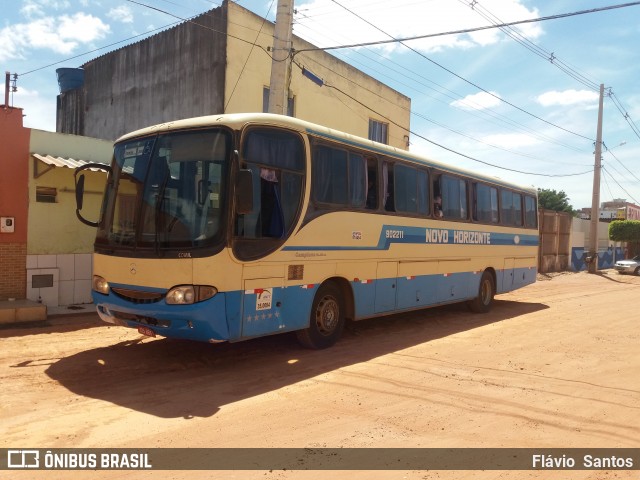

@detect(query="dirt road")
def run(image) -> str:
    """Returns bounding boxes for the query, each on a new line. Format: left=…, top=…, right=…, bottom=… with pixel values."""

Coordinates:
left=1, top=270, right=639, bottom=480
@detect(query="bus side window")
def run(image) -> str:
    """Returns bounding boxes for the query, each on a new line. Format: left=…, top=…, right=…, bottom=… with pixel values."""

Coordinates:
left=383, top=161, right=395, bottom=211
left=524, top=195, right=538, bottom=228
left=237, top=128, right=305, bottom=241
left=474, top=183, right=499, bottom=223
left=441, top=175, right=468, bottom=220
left=418, top=169, right=429, bottom=215
left=433, top=177, right=443, bottom=218
left=366, top=158, right=378, bottom=209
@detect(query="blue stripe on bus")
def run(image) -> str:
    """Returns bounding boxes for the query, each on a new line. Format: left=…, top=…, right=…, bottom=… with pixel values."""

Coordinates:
left=284, top=225, right=539, bottom=252
left=94, top=264, right=537, bottom=342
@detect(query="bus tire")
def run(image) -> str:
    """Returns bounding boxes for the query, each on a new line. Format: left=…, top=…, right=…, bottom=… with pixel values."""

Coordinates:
left=296, top=282, right=345, bottom=349
left=468, top=270, right=494, bottom=313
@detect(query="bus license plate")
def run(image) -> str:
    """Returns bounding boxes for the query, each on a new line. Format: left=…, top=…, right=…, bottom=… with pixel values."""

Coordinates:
left=138, top=326, right=156, bottom=338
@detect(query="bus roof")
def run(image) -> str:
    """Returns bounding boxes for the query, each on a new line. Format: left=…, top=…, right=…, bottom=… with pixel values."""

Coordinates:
left=116, top=112, right=537, bottom=194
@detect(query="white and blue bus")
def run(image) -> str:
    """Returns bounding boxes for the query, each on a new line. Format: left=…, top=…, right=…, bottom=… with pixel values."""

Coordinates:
left=75, top=113, right=538, bottom=349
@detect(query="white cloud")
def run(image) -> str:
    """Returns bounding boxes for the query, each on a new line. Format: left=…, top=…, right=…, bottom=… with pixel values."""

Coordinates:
left=482, top=133, right=539, bottom=149
left=108, top=5, right=134, bottom=24
left=451, top=91, right=502, bottom=111
left=293, top=0, right=542, bottom=53
left=536, top=89, right=599, bottom=107
left=20, top=0, right=71, bottom=19
left=0, top=13, right=110, bottom=62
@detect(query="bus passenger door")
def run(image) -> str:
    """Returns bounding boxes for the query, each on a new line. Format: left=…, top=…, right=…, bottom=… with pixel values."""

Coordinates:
left=375, top=262, right=398, bottom=313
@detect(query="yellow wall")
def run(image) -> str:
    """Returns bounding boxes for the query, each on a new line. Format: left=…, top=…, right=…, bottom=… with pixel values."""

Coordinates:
left=224, top=2, right=411, bottom=150
left=28, top=130, right=112, bottom=255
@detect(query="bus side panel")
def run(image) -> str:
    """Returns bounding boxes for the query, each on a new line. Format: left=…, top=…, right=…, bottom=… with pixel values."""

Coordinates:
left=498, top=257, right=537, bottom=293
left=396, top=261, right=439, bottom=309
left=514, top=257, right=537, bottom=287
left=239, top=282, right=316, bottom=340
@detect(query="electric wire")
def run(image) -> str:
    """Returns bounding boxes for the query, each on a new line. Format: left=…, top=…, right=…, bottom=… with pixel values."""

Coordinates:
left=293, top=20, right=589, bottom=156
left=11, top=1, right=627, bottom=181
left=603, top=165, right=640, bottom=204
left=609, top=91, right=640, bottom=141
left=601, top=167, right=616, bottom=204
left=19, top=0, right=286, bottom=79
left=300, top=62, right=593, bottom=178
left=460, top=0, right=601, bottom=92
left=18, top=19, right=185, bottom=76
left=295, top=2, right=640, bottom=54
left=225, top=0, right=277, bottom=111
left=318, top=0, right=596, bottom=143
left=604, top=146, right=640, bottom=184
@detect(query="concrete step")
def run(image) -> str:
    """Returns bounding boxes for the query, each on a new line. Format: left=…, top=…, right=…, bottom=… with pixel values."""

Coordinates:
left=0, top=299, right=47, bottom=324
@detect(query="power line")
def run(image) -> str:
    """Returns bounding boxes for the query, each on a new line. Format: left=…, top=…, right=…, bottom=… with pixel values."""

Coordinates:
left=293, top=61, right=592, bottom=178
left=225, top=0, right=277, bottom=111
left=19, top=19, right=185, bottom=76
left=295, top=2, right=640, bottom=54
left=603, top=166, right=640, bottom=204
left=19, top=0, right=281, bottom=79
left=609, top=91, right=640, bottom=141
left=293, top=23, right=589, bottom=156
left=311, top=0, right=596, bottom=143
left=461, top=0, right=601, bottom=92
left=604, top=144, right=640, bottom=184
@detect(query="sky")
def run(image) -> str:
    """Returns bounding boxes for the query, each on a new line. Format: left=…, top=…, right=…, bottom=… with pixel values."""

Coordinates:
left=2, top=0, right=640, bottom=210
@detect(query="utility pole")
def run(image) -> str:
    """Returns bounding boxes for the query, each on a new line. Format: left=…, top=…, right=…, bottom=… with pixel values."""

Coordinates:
left=588, top=83, right=605, bottom=274
left=268, top=0, right=294, bottom=115
left=4, top=72, right=10, bottom=108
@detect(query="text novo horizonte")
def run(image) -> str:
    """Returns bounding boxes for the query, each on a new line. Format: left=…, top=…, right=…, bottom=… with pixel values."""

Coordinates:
left=425, top=228, right=491, bottom=245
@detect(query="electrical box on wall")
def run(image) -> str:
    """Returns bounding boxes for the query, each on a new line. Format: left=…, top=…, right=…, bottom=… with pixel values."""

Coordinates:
left=1, top=217, right=15, bottom=233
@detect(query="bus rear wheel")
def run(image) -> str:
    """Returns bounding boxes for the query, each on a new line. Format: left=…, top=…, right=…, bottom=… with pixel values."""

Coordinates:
left=468, top=271, right=495, bottom=313
left=296, top=282, right=345, bottom=349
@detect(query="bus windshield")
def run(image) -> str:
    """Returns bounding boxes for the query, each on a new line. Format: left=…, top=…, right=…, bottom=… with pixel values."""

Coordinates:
left=96, top=129, right=231, bottom=252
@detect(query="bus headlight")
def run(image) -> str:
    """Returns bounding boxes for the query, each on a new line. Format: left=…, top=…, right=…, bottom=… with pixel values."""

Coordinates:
left=166, top=285, right=218, bottom=304
left=92, top=275, right=110, bottom=294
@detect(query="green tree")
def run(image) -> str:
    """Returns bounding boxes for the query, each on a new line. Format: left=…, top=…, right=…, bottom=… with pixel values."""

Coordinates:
left=537, top=188, right=576, bottom=215
left=609, top=220, right=640, bottom=256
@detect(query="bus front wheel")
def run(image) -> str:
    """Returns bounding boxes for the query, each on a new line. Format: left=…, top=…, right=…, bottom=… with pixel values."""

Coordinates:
left=297, top=282, right=345, bottom=349
left=468, top=271, right=495, bottom=313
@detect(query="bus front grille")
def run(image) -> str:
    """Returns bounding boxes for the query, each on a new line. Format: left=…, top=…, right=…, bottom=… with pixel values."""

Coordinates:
left=112, top=287, right=165, bottom=304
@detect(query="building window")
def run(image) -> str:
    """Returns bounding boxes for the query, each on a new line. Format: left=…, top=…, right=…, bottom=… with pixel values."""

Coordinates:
left=36, top=186, right=57, bottom=203
left=368, top=119, right=388, bottom=144
left=262, top=87, right=295, bottom=116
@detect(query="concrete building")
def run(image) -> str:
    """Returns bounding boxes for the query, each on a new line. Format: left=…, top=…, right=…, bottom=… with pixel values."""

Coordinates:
left=0, top=105, right=110, bottom=321
left=579, top=198, right=640, bottom=221
left=57, top=0, right=411, bottom=148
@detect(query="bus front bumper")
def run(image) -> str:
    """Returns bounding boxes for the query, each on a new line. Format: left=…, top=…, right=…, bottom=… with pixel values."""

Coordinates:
left=93, top=290, right=231, bottom=343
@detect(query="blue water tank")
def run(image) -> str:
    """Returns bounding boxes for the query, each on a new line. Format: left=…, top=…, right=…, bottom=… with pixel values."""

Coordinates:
left=56, top=68, right=84, bottom=93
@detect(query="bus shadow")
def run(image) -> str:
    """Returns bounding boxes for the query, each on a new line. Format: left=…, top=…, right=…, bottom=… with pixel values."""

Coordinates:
left=45, top=299, right=547, bottom=419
